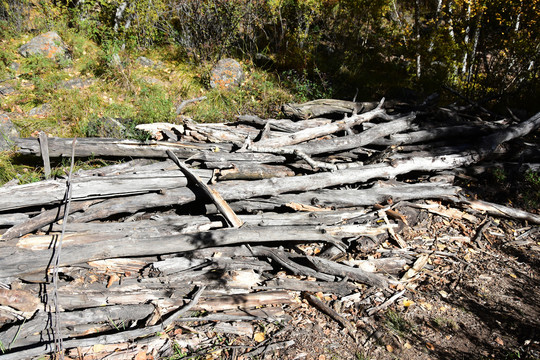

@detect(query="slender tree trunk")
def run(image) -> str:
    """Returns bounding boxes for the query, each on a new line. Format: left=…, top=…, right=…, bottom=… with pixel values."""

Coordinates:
left=415, top=0, right=421, bottom=78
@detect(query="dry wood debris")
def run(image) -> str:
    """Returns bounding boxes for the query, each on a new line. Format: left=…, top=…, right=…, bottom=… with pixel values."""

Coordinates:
left=0, top=98, right=539, bottom=359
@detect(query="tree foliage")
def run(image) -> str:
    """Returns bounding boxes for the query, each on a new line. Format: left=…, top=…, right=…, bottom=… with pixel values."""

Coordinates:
left=1, top=0, right=538, bottom=108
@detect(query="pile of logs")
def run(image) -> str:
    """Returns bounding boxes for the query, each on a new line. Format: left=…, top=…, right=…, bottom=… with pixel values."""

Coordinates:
left=1, top=99, right=539, bottom=359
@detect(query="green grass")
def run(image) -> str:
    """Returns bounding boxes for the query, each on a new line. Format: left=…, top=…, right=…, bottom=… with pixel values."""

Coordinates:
left=0, top=28, right=315, bottom=185
left=385, top=309, right=415, bottom=337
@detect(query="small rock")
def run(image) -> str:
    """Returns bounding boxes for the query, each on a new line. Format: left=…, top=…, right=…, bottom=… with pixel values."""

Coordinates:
left=85, top=117, right=127, bottom=138
left=0, top=85, right=16, bottom=96
left=136, top=56, right=164, bottom=69
left=210, top=58, right=245, bottom=89
left=28, top=103, right=53, bottom=118
left=9, top=62, right=20, bottom=72
left=140, top=76, right=165, bottom=86
left=18, top=31, right=71, bottom=63
left=58, top=78, right=95, bottom=90
left=0, top=113, right=19, bottom=151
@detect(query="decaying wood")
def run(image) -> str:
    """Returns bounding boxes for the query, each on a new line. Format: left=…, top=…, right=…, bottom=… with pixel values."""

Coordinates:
left=1, top=199, right=104, bottom=241
left=246, top=100, right=388, bottom=149
left=0, top=163, right=212, bottom=212
left=0, top=225, right=357, bottom=282
left=1, top=98, right=539, bottom=359
left=15, top=137, right=232, bottom=158
left=167, top=150, right=243, bottom=228
left=281, top=99, right=376, bottom=119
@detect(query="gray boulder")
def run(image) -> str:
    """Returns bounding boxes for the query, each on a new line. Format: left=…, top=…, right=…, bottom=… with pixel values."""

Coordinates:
left=0, top=84, right=16, bottom=96
left=58, top=78, right=95, bottom=90
left=210, top=58, right=245, bottom=89
left=136, top=56, right=164, bottom=69
left=18, top=31, right=70, bottom=63
left=0, top=113, right=19, bottom=151
left=28, top=103, right=53, bottom=118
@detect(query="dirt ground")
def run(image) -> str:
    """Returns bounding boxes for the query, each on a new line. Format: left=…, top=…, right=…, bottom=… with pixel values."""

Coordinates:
left=177, top=208, right=540, bottom=360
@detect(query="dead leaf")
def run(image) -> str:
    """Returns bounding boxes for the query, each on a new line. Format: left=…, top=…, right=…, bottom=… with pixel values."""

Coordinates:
left=402, top=299, right=415, bottom=307
left=495, top=337, right=504, bottom=345
left=426, top=343, right=435, bottom=351
left=386, top=344, right=394, bottom=352
left=254, top=332, right=265, bottom=342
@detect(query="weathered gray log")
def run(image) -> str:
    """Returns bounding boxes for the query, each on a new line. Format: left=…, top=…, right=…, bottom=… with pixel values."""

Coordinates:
left=283, top=115, right=415, bottom=155
left=2, top=199, right=104, bottom=241
left=188, top=151, right=287, bottom=164
left=261, top=277, right=356, bottom=295
left=307, top=256, right=392, bottom=288
left=167, top=149, right=243, bottom=228
left=0, top=213, right=29, bottom=227
left=236, top=115, right=332, bottom=132
left=0, top=164, right=212, bottom=212
left=213, top=163, right=296, bottom=180
left=183, top=121, right=260, bottom=145
left=14, top=137, right=232, bottom=158
left=0, top=225, right=354, bottom=282
left=0, top=305, right=155, bottom=350
left=64, top=156, right=473, bottom=223
left=370, top=124, right=498, bottom=146
left=248, top=102, right=388, bottom=148
left=281, top=99, right=377, bottom=119
left=456, top=198, right=540, bottom=224
left=0, top=286, right=206, bottom=360
left=220, top=182, right=460, bottom=213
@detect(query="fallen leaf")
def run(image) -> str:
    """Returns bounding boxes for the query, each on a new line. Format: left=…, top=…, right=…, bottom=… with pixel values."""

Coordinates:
left=495, top=337, right=504, bottom=345
left=254, top=332, right=265, bottom=342
left=426, top=343, right=435, bottom=351
left=404, top=342, right=412, bottom=349
left=402, top=299, right=415, bottom=307
left=386, top=344, right=394, bottom=352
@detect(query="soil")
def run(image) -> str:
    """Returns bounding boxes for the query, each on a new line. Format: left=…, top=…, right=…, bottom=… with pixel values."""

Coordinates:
left=175, top=210, right=540, bottom=360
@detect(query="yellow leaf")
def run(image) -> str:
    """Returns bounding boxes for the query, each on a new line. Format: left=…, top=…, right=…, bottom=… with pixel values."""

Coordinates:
left=386, top=344, right=394, bottom=352
left=509, top=273, right=517, bottom=279
left=254, top=332, right=265, bottom=342
left=402, top=299, right=415, bottom=307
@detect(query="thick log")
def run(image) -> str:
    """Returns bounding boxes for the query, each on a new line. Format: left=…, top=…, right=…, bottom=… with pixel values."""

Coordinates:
left=284, top=115, right=415, bottom=155
left=0, top=225, right=355, bottom=282
left=0, top=305, right=155, bottom=350
left=457, top=198, right=540, bottom=224
left=248, top=102, right=388, bottom=148
left=1, top=199, right=103, bottom=241
left=281, top=99, right=377, bottom=119
left=64, top=157, right=470, bottom=223
left=236, top=115, right=332, bottom=132
left=0, top=164, right=212, bottom=213
left=14, top=137, right=233, bottom=158
left=183, top=121, right=260, bottom=145
left=213, top=163, right=296, bottom=180
left=217, top=182, right=460, bottom=213
left=370, top=124, right=497, bottom=146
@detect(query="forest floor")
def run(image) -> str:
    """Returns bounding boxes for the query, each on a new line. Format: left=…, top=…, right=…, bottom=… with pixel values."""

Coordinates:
left=172, top=207, right=539, bottom=360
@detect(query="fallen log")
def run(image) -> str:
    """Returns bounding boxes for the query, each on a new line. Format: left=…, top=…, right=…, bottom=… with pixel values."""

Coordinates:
left=281, top=99, right=376, bottom=119
left=247, top=100, right=388, bottom=148
left=0, top=224, right=363, bottom=282
left=14, top=137, right=233, bottom=158
left=0, top=165, right=212, bottom=213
